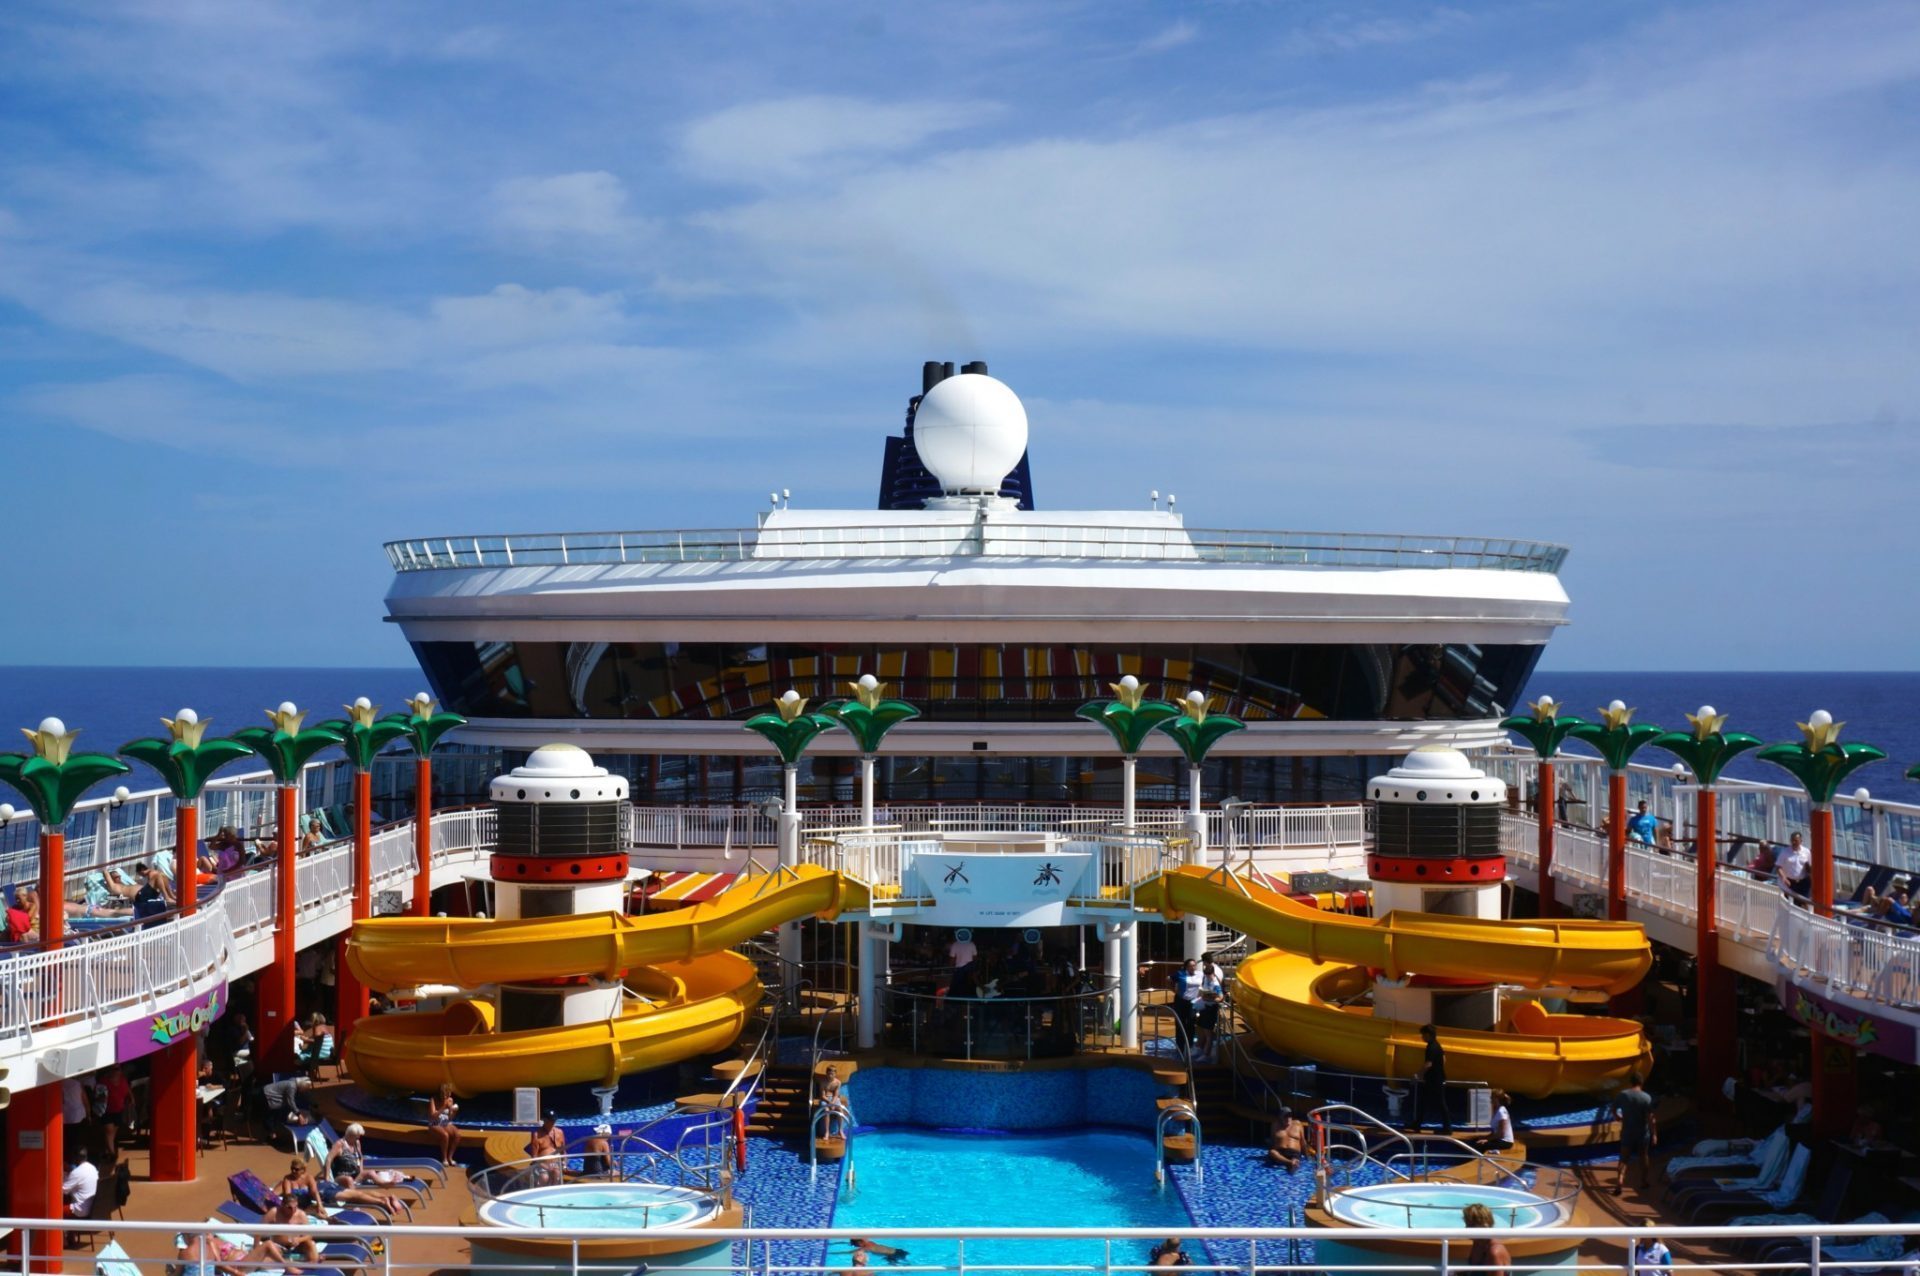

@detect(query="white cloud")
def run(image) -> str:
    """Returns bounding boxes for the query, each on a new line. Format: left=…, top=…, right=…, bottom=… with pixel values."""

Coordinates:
left=1136, top=22, right=1197, bottom=55
left=492, top=172, right=653, bottom=252
left=680, top=95, right=998, bottom=186
left=20, top=374, right=313, bottom=465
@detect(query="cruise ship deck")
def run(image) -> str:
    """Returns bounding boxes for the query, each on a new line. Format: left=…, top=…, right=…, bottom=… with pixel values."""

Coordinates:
left=6, top=367, right=1920, bottom=1276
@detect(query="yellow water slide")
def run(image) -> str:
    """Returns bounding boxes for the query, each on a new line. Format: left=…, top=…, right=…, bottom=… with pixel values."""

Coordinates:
left=1141, top=865, right=1653, bottom=1097
left=343, top=865, right=867, bottom=1095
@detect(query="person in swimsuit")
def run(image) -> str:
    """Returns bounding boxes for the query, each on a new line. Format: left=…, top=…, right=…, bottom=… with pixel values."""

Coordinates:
left=1463, top=1203, right=1511, bottom=1271
left=428, top=1082, right=462, bottom=1163
left=582, top=1123, right=614, bottom=1177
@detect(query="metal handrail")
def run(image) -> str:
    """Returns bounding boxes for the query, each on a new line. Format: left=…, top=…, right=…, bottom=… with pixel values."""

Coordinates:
left=385, top=525, right=1570, bottom=574
left=1154, top=1099, right=1202, bottom=1186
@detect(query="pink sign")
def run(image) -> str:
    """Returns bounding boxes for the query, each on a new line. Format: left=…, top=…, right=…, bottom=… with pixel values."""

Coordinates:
left=1779, top=980, right=1919, bottom=1063
left=114, top=982, right=227, bottom=1062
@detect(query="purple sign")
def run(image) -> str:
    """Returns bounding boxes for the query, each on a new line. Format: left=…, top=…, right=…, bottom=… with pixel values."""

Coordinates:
left=114, top=982, right=227, bottom=1062
left=1779, top=979, right=1919, bottom=1063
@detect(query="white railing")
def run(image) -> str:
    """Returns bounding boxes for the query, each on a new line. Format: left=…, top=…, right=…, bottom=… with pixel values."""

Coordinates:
left=386, top=524, right=1570, bottom=573
left=0, top=892, right=228, bottom=1044
left=1771, top=898, right=1920, bottom=1006
left=1499, top=814, right=1537, bottom=868
left=1487, top=744, right=1920, bottom=872
left=1622, top=844, right=1696, bottom=920
left=800, top=828, right=1175, bottom=901
left=1545, top=823, right=1608, bottom=886
left=0, top=1214, right=1905, bottom=1276
left=629, top=802, right=1368, bottom=853
left=1717, top=867, right=1785, bottom=943
left=0, top=807, right=497, bottom=1066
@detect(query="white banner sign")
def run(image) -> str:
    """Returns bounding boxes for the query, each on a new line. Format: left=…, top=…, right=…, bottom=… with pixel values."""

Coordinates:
left=912, top=851, right=1096, bottom=927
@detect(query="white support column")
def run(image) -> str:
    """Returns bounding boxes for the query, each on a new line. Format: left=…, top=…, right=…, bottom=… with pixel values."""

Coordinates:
left=1119, top=924, right=1140, bottom=1049
left=1184, top=765, right=1209, bottom=960
left=144, top=797, right=161, bottom=857
left=1122, top=755, right=1137, bottom=832
left=857, top=929, right=878, bottom=1049
left=778, top=764, right=803, bottom=1000
left=1104, top=927, right=1123, bottom=1032
left=861, top=756, right=875, bottom=833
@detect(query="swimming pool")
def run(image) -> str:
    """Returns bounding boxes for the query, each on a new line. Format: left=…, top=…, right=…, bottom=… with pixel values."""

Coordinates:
left=475, top=1182, right=719, bottom=1230
left=1326, top=1183, right=1558, bottom=1229
left=831, top=1129, right=1193, bottom=1270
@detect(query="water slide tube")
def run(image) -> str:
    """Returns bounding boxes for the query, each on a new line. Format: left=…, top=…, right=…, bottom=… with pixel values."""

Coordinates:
left=343, top=865, right=867, bottom=1095
left=1140, top=865, right=1653, bottom=1097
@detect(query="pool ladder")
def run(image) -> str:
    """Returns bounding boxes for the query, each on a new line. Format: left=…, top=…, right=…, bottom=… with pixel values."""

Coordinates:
left=1154, top=1099, right=1202, bottom=1186
left=809, top=1097, right=856, bottom=1192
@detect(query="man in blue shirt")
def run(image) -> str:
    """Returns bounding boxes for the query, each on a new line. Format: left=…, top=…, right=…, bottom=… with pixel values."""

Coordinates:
left=1626, top=801, right=1659, bottom=845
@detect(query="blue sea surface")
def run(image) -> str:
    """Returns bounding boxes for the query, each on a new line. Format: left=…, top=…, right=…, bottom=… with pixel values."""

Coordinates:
left=1524, top=671, right=1920, bottom=800
left=0, top=667, right=421, bottom=769
left=0, top=666, right=1912, bottom=800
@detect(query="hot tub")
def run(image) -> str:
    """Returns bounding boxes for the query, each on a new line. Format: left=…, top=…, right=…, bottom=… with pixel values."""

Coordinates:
left=1326, top=1182, right=1566, bottom=1229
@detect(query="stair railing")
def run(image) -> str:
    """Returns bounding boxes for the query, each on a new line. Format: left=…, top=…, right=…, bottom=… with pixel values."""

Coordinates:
left=1153, top=1098, right=1202, bottom=1186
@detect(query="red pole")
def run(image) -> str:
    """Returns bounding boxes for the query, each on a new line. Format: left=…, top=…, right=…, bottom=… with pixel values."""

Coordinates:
left=3, top=1083, right=63, bottom=1271
left=1810, top=804, right=1835, bottom=918
left=1807, top=801, right=1854, bottom=1138
left=336, top=768, right=373, bottom=1038
left=257, top=782, right=301, bottom=1071
left=150, top=799, right=200, bottom=1181
left=176, top=800, right=200, bottom=918
left=1606, top=769, right=1629, bottom=923
left=411, top=756, right=433, bottom=917
left=38, top=827, right=63, bottom=952
left=1694, top=785, right=1735, bottom=1108
left=1537, top=761, right=1557, bottom=918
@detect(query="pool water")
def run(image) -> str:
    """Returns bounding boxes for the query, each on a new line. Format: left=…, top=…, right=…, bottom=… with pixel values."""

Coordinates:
left=831, top=1129, right=1192, bottom=1271
left=477, top=1182, right=715, bottom=1230
left=1330, top=1184, right=1551, bottom=1229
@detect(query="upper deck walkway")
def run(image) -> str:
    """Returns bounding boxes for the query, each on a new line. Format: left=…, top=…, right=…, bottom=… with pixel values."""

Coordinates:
left=383, top=524, right=1569, bottom=573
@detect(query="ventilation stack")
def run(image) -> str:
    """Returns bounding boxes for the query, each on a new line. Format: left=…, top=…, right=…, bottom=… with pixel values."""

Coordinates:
left=1364, top=746, right=1508, bottom=1031
left=485, top=744, right=631, bottom=1034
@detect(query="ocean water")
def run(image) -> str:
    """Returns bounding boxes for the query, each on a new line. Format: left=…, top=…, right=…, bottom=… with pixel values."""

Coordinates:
left=1524, top=671, right=1920, bottom=801
left=0, top=667, right=1912, bottom=800
left=0, top=667, right=424, bottom=762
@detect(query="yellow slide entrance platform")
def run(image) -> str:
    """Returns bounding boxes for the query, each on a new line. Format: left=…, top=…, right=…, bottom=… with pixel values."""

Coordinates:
left=1139, top=865, right=1653, bottom=1097
left=343, top=865, right=867, bottom=1095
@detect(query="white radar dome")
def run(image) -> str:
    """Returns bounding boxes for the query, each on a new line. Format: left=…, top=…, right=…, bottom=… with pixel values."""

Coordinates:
left=913, top=373, right=1029, bottom=495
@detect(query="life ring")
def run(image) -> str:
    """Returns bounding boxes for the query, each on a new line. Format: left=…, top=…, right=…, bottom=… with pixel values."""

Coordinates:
left=732, top=1101, right=748, bottom=1170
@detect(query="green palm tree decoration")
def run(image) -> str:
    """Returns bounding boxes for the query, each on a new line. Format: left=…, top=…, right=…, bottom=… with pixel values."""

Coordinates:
left=230, top=703, right=346, bottom=784
left=1649, top=706, right=1762, bottom=788
left=120, top=710, right=254, bottom=801
left=818, top=676, right=921, bottom=755
left=1499, top=695, right=1590, bottom=760
left=818, top=675, right=920, bottom=831
left=321, top=698, right=414, bottom=771
left=0, top=718, right=133, bottom=827
left=1568, top=702, right=1664, bottom=773
left=1157, top=690, right=1247, bottom=767
left=1569, top=701, right=1665, bottom=921
left=1159, top=691, right=1246, bottom=891
left=1075, top=675, right=1180, bottom=755
left=1499, top=696, right=1590, bottom=918
left=1077, top=674, right=1180, bottom=833
left=743, top=690, right=837, bottom=766
left=379, top=693, right=468, bottom=919
left=1756, top=710, right=1886, bottom=806
left=379, top=693, right=469, bottom=759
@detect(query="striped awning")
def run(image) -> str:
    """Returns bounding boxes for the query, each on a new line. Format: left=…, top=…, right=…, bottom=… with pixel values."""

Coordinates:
left=638, top=871, right=739, bottom=905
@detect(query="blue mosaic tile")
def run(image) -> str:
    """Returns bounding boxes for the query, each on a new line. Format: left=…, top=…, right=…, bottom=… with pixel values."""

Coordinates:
left=847, top=1066, right=1170, bottom=1131
left=729, top=1136, right=842, bottom=1272
left=1169, top=1142, right=1387, bottom=1270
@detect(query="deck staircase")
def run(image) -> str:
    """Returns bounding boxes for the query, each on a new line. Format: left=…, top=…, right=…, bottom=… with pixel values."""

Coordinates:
left=745, top=1064, right=812, bottom=1141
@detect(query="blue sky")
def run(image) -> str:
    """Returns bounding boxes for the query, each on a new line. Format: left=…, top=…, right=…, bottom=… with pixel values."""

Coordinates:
left=2, top=1, right=1916, bottom=670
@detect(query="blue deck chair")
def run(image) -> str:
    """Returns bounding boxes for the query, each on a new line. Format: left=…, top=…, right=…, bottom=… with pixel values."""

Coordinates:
left=94, top=1239, right=141, bottom=1276
left=304, top=1124, right=433, bottom=1202
left=212, top=1202, right=375, bottom=1267
left=315, top=1117, right=448, bottom=1188
left=1668, top=1130, right=1796, bottom=1208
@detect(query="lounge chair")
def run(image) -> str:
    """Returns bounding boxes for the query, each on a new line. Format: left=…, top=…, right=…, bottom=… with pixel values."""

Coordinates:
left=94, top=1239, right=141, bottom=1276
left=1685, top=1143, right=1812, bottom=1221
left=314, top=1117, right=448, bottom=1188
left=1668, top=1131, right=1796, bottom=1208
left=1665, top=1124, right=1786, bottom=1178
left=212, top=1201, right=375, bottom=1267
